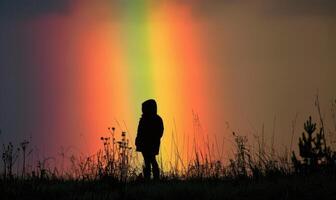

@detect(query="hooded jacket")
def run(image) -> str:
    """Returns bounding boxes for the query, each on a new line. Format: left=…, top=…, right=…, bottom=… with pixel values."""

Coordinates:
left=135, top=99, right=164, bottom=155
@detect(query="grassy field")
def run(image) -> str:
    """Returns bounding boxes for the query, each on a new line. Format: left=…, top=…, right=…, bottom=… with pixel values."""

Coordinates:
left=1, top=173, right=336, bottom=200
left=1, top=98, right=336, bottom=199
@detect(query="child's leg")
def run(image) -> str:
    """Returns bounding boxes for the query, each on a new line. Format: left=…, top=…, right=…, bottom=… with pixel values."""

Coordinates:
left=151, top=155, right=160, bottom=180
left=142, top=152, right=151, bottom=180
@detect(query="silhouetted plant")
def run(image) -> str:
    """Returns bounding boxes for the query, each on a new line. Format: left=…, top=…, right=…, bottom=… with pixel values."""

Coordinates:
left=229, top=132, right=249, bottom=178
left=19, top=139, right=31, bottom=178
left=117, top=131, right=132, bottom=181
left=292, top=116, right=336, bottom=173
left=2, top=142, right=20, bottom=179
left=97, top=127, right=133, bottom=182
left=331, top=99, right=336, bottom=145
left=36, top=157, right=55, bottom=180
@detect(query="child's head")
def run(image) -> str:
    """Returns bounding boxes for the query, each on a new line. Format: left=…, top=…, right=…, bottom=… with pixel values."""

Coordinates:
left=142, top=99, right=157, bottom=115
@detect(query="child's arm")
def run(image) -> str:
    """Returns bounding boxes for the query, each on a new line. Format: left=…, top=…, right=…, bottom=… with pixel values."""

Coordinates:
left=135, top=118, right=144, bottom=148
left=158, top=117, right=164, bottom=138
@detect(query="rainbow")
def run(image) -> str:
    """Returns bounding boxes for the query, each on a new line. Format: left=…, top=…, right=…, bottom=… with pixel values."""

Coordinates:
left=25, top=1, right=213, bottom=166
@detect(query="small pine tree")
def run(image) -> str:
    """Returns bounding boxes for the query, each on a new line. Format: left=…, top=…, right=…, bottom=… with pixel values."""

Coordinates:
left=292, top=116, right=335, bottom=173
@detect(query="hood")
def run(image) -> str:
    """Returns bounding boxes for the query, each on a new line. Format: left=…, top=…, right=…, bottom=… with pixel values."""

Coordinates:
left=142, top=99, right=157, bottom=115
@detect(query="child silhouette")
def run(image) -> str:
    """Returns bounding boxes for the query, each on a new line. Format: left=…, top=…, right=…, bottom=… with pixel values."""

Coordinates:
left=135, top=99, right=164, bottom=180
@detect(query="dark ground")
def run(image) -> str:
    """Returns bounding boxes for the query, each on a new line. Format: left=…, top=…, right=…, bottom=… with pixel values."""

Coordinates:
left=1, top=173, right=336, bottom=200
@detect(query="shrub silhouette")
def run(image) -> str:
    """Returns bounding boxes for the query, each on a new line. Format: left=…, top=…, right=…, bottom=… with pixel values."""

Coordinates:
left=229, top=132, right=249, bottom=178
left=2, top=142, right=20, bottom=179
left=292, top=116, right=336, bottom=173
left=97, top=127, right=133, bottom=182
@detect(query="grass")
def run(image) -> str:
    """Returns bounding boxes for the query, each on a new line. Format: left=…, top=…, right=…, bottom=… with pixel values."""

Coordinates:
left=1, top=173, right=336, bottom=200
left=1, top=96, right=336, bottom=199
